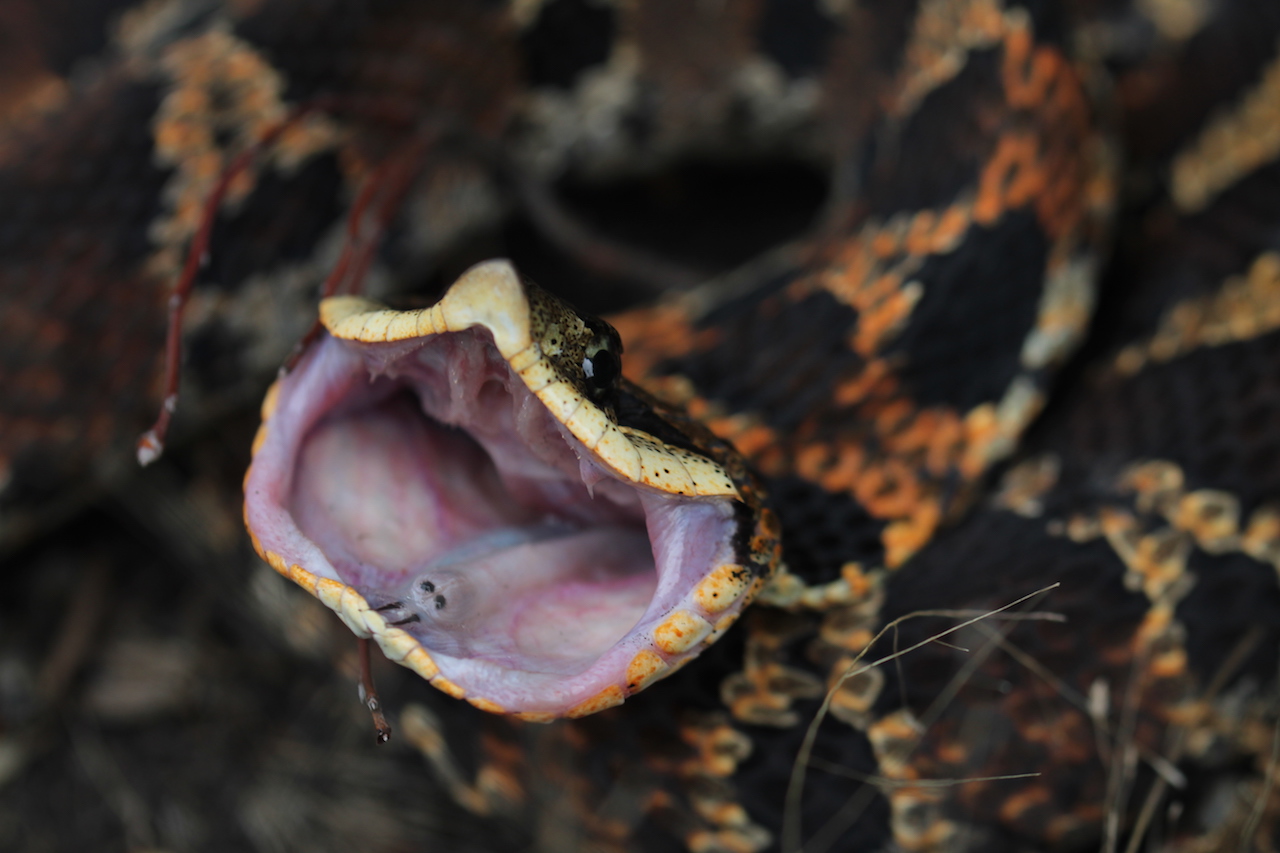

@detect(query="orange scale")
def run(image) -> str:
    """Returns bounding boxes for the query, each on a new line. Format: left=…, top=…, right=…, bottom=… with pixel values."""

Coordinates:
left=795, top=442, right=834, bottom=481
left=872, top=398, right=918, bottom=440
left=728, top=423, right=776, bottom=460
left=854, top=459, right=922, bottom=519
left=1004, top=150, right=1048, bottom=211
left=998, top=785, right=1054, bottom=826
left=884, top=408, right=941, bottom=455
left=818, top=442, right=867, bottom=493
left=902, top=210, right=939, bottom=257
left=931, top=204, right=972, bottom=251
left=883, top=502, right=941, bottom=567
left=924, top=418, right=967, bottom=477
left=871, top=229, right=902, bottom=259
left=833, top=363, right=884, bottom=407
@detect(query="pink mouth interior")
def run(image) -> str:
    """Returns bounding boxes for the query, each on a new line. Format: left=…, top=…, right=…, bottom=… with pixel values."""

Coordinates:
left=266, top=329, right=738, bottom=696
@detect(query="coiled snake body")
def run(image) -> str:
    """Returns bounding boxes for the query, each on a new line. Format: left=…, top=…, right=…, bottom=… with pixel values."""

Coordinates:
left=3, top=1, right=1280, bottom=851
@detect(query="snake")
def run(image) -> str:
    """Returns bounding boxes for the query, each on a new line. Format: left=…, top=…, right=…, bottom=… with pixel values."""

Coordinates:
left=4, top=0, right=1280, bottom=850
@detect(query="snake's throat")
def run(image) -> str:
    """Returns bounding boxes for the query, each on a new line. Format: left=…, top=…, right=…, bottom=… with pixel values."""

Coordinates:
left=244, top=325, right=750, bottom=718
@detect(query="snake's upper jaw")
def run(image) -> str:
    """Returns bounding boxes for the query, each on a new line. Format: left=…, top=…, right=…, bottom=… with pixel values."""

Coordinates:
left=243, top=260, right=776, bottom=719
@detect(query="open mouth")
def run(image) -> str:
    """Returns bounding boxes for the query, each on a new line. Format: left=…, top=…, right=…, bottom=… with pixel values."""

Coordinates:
left=243, top=261, right=772, bottom=719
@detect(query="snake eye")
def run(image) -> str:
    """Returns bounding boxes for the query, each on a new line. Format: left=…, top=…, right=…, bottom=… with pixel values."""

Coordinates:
left=583, top=348, right=620, bottom=392
left=582, top=318, right=623, bottom=402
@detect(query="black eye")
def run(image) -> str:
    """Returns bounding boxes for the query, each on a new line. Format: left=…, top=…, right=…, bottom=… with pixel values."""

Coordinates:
left=583, top=348, right=619, bottom=393
left=434, top=594, right=447, bottom=610
left=419, top=580, right=435, bottom=594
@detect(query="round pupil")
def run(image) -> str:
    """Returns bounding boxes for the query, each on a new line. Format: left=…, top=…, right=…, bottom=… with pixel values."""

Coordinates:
left=585, top=349, right=619, bottom=388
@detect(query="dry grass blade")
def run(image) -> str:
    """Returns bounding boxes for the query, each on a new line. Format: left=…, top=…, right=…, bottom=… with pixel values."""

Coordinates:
left=1121, top=628, right=1264, bottom=853
left=1238, top=687, right=1280, bottom=853
left=802, top=586, right=1060, bottom=853
left=805, top=756, right=1040, bottom=788
left=780, top=583, right=1063, bottom=853
left=974, top=623, right=1187, bottom=791
left=1103, top=639, right=1149, bottom=853
left=69, top=727, right=157, bottom=850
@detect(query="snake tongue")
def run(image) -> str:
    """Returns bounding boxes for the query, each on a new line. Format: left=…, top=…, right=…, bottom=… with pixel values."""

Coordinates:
left=243, top=262, right=765, bottom=719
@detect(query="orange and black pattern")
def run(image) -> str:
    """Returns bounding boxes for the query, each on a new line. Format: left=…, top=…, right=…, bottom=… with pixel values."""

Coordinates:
left=2, top=1, right=1280, bottom=851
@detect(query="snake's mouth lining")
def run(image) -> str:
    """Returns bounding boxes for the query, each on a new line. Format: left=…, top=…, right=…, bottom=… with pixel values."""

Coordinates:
left=245, top=320, right=749, bottom=717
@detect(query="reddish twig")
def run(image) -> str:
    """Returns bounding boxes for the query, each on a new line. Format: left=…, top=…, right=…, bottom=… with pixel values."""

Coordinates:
left=136, top=104, right=321, bottom=466
left=283, top=132, right=434, bottom=371
left=136, top=95, right=431, bottom=466
left=357, top=637, right=392, bottom=744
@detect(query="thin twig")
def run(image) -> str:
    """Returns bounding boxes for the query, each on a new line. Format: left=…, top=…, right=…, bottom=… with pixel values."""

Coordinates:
left=137, top=104, right=321, bottom=466
left=283, top=130, right=436, bottom=373
left=357, top=638, right=392, bottom=744
left=135, top=95, right=433, bottom=464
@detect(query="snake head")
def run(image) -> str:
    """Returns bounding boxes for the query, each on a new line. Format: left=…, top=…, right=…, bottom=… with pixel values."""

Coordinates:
left=243, top=259, right=779, bottom=720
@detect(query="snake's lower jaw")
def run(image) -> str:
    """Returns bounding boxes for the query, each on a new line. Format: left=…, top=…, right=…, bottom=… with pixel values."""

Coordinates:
left=243, top=261, right=764, bottom=719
